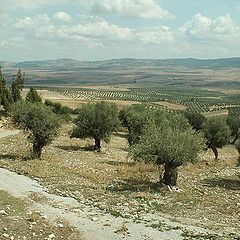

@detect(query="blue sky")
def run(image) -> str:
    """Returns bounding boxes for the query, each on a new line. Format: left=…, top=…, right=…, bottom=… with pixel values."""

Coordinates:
left=1, top=0, right=240, bottom=61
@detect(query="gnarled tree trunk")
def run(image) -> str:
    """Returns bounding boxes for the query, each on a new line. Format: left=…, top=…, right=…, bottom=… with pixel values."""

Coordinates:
left=33, top=142, right=42, bottom=159
left=162, top=163, right=178, bottom=186
left=94, top=138, right=101, bottom=151
left=211, top=147, right=218, bottom=160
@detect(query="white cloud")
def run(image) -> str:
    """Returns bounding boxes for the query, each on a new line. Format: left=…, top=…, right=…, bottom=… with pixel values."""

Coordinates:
left=63, top=19, right=132, bottom=40
left=135, top=26, right=174, bottom=44
left=15, top=14, right=56, bottom=39
left=92, top=0, right=174, bottom=19
left=179, top=14, right=240, bottom=42
left=15, top=14, right=174, bottom=46
left=0, top=37, right=24, bottom=48
left=5, top=12, right=240, bottom=59
left=53, top=12, right=72, bottom=22
left=0, top=0, right=74, bottom=11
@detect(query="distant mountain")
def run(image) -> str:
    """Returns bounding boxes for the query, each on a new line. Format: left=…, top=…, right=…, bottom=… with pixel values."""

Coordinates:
left=4, top=57, right=240, bottom=70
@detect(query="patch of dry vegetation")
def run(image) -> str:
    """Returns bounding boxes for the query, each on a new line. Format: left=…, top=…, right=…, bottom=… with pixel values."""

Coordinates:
left=0, top=125, right=239, bottom=237
left=0, top=190, right=83, bottom=240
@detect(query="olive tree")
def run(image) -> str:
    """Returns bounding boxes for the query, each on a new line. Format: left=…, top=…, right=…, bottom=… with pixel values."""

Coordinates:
left=130, top=113, right=205, bottom=186
left=12, top=101, right=60, bottom=158
left=227, top=116, right=240, bottom=144
left=183, top=111, right=206, bottom=131
left=203, top=117, right=231, bottom=159
left=120, top=104, right=166, bottom=145
left=120, top=104, right=149, bottom=145
left=71, top=101, right=119, bottom=150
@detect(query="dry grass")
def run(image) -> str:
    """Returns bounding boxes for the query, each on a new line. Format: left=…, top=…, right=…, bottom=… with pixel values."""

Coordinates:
left=0, top=125, right=239, bottom=235
left=203, top=109, right=229, bottom=118
left=0, top=190, right=83, bottom=240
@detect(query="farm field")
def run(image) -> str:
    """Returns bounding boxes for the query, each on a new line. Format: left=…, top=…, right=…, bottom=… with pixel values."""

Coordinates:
left=40, top=85, right=240, bottom=115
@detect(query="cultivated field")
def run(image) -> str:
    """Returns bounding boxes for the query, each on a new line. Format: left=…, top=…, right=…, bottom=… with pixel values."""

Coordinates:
left=29, top=85, right=240, bottom=115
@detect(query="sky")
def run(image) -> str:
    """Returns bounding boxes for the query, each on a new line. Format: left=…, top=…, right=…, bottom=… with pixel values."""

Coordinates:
left=1, top=0, right=240, bottom=61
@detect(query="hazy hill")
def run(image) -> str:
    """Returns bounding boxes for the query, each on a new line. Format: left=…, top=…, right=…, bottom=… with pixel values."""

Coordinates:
left=12, top=57, right=240, bottom=70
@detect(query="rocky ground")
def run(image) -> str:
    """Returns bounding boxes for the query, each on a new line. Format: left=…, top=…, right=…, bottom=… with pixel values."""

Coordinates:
left=0, top=124, right=239, bottom=239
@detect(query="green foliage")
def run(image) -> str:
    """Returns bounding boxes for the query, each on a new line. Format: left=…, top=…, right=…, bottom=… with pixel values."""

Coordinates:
left=130, top=115, right=204, bottom=166
left=183, top=111, right=206, bottom=131
left=121, top=104, right=190, bottom=146
left=71, top=101, right=119, bottom=150
left=120, top=104, right=149, bottom=145
left=203, top=117, right=231, bottom=159
left=45, top=99, right=72, bottom=121
left=203, top=118, right=231, bottom=149
left=12, top=101, right=60, bottom=158
left=227, top=108, right=240, bottom=143
left=130, top=113, right=205, bottom=185
left=12, top=69, right=24, bottom=102
left=0, top=67, right=13, bottom=112
left=26, top=87, right=42, bottom=103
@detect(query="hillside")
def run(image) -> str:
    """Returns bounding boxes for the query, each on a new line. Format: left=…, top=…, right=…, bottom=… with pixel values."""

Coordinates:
left=3, top=57, right=240, bottom=71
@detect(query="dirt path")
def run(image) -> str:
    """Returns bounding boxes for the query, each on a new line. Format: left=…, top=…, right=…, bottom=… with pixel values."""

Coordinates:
left=0, top=168, right=220, bottom=240
left=0, top=130, right=223, bottom=239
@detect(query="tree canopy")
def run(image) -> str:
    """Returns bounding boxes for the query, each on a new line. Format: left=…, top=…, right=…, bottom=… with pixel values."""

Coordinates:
left=12, top=101, right=60, bottom=158
left=227, top=107, right=240, bottom=144
left=0, top=67, right=13, bottom=112
left=71, top=101, right=119, bottom=150
left=203, top=117, right=231, bottom=159
left=130, top=112, right=205, bottom=186
left=183, top=111, right=206, bottom=131
left=119, top=104, right=149, bottom=145
left=12, top=69, right=24, bottom=102
left=26, top=87, right=42, bottom=103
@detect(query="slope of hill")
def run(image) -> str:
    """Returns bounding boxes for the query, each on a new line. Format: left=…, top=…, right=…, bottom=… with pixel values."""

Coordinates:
left=13, top=57, right=240, bottom=70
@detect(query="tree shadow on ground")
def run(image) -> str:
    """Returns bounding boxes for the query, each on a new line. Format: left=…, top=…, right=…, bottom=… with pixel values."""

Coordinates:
left=202, top=178, right=240, bottom=190
left=107, top=178, right=161, bottom=193
left=56, top=145, right=95, bottom=152
left=0, top=153, right=18, bottom=161
left=0, top=153, right=33, bottom=161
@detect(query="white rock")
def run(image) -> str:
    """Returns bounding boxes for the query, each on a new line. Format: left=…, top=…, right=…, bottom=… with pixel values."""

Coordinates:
left=57, top=223, right=64, bottom=228
left=0, top=210, right=7, bottom=215
left=2, top=233, right=9, bottom=238
left=41, top=214, right=48, bottom=219
left=48, top=233, right=55, bottom=239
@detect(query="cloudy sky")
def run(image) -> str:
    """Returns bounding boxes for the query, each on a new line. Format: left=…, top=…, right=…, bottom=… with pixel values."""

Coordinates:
left=1, top=0, right=240, bottom=61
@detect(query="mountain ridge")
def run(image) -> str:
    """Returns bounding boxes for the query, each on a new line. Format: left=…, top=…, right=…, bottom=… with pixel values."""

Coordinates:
left=1, top=57, right=240, bottom=70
